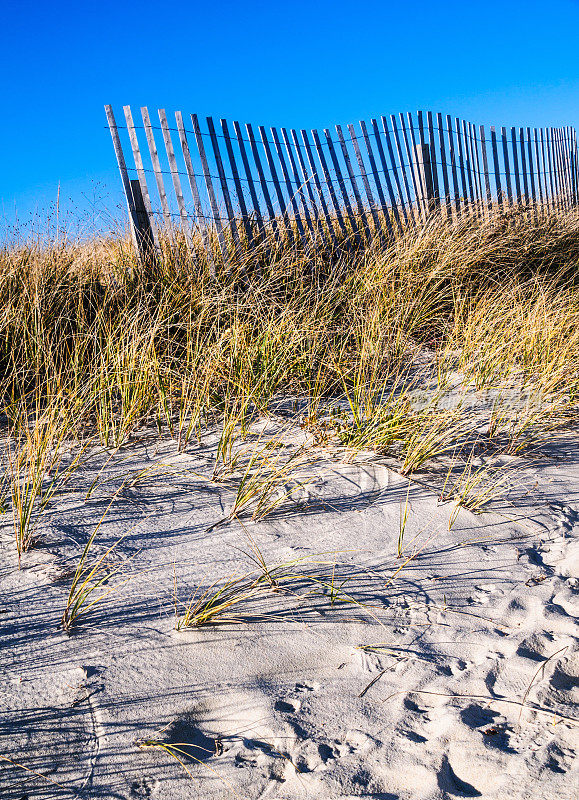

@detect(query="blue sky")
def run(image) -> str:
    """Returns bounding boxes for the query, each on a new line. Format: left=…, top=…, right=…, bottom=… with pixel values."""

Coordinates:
left=2, top=0, right=579, bottom=239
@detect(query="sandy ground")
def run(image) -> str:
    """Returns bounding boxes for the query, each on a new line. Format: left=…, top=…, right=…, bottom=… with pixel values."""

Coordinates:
left=1, top=422, right=578, bottom=799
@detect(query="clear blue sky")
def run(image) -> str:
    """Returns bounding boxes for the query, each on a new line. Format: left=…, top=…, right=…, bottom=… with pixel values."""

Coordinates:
left=2, top=0, right=579, bottom=239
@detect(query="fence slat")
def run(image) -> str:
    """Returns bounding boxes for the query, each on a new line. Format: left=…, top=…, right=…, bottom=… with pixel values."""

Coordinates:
left=335, top=125, right=372, bottom=241
left=191, top=113, right=228, bottom=261
left=221, top=119, right=254, bottom=246
left=407, top=112, right=427, bottom=216
left=539, top=128, right=550, bottom=210
left=348, top=123, right=383, bottom=237
left=510, top=128, right=522, bottom=205
left=518, top=128, right=529, bottom=205
left=545, top=129, right=556, bottom=210
left=399, top=113, right=423, bottom=217
left=105, top=105, right=146, bottom=258
left=548, top=128, right=562, bottom=209
left=159, top=109, right=191, bottom=242
left=301, top=130, right=339, bottom=245
left=372, top=119, right=403, bottom=230
left=233, top=120, right=266, bottom=240
left=446, top=115, right=461, bottom=216
left=246, top=123, right=282, bottom=241
left=479, top=125, right=492, bottom=215
left=455, top=118, right=469, bottom=210
left=427, top=111, right=440, bottom=207
left=559, top=128, right=570, bottom=209
left=207, top=115, right=241, bottom=248
left=175, top=111, right=212, bottom=260
left=311, top=128, right=349, bottom=238
left=500, top=127, right=513, bottom=206
left=569, top=127, right=578, bottom=205
left=287, top=128, right=324, bottom=243
left=381, top=117, right=410, bottom=224
left=280, top=128, right=317, bottom=241
left=470, top=121, right=484, bottom=214
left=436, top=112, right=452, bottom=218
left=490, top=127, right=503, bottom=211
left=324, top=128, right=360, bottom=242
left=141, top=106, right=172, bottom=226
left=525, top=127, right=537, bottom=219
left=123, top=106, right=157, bottom=241
left=292, top=129, right=330, bottom=245
left=533, top=128, right=543, bottom=208
left=260, top=125, right=295, bottom=243
left=272, top=126, right=306, bottom=243
left=390, top=115, right=416, bottom=223
left=359, top=120, right=394, bottom=238
left=563, top=127, right=573, bottom=206
left=461, top=120, right=475, bottom=205
left=562, top=127, right=572, bottom=206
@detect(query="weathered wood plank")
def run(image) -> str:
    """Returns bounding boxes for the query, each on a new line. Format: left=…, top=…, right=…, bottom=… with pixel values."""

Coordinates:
left=436, top=112, right=452, bottom=218
left=360, top=120, right=394, bottom=238
left=272, top=126, right=306, bottom=243
left=519, top=128, right=529, bottom=204
left=311, top=128, right=349, bottom=237
left=159, top=108, right=191, bottom=242
left=221, top=119, right=254, bottom=245
left=232, top=120, right=266, bottom=239
left=381, top=116, right=410, bottom=223
left=175, top=111, right=212, bottom=259
left=260, top=125, right=295, bottom=243
left=207, top=115, right=240, bottom=248
left=390, top=115, right=416, bottom=223
left=526, top=128, right=537, bottom=207
left=348, top=123, right=383, bottom=237
left=500, top=127, right=513, bottom=206
left=191, top=112, right=228, bottom=261
left=446, top=115, right=461, bottom=216
left=490, top=126, right=503, bottom=211
left=335, top=124, right=372, bottom=241
left=324, top=128, right=360, bottom=242
left=545, top=128, right=557, bottom=210
left=455, top=117, right=469, bottom=209
left=399, top=113, right=423, bottom=217
left=280, top=128, right=316, bottom=241
left=141, top=106, right=172, bottom=226
left=427, top=111, right=440, bottom=206
left=407, top=112, right=427, bottom=216
left=288, top=128, right=324, bottom=243
left=371, top=119, right=402, bottom=230
left=479, top=125, right=492, bottom=215
left=510, top=127, right=522, bottom=205
left=533, top=128, right=543, bottom=208
left=539, top=128, right=550, bottom=210
left=105, top=105, right=146, bottom=258
left=246, top=122, right=281, bottom=241
left=301, top=129, right=339, bottom=245
left=123, top=105, right=156, bottom=237
left=469, top=121, right=484, bottom=213
left=461, top=119, right=475, bottom=204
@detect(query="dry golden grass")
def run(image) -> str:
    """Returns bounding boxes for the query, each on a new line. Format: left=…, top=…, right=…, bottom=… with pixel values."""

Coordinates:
left=2, top=205, right=579, bottom=560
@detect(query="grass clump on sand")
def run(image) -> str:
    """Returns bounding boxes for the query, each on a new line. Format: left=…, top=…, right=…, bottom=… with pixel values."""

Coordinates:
left=2, top=206, right=579, bottom=562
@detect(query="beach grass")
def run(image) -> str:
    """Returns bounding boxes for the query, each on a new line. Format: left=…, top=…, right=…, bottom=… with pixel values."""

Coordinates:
left=2, top=206, right=579, bottom=561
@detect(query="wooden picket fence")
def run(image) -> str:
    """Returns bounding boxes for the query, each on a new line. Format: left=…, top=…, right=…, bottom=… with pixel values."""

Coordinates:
left=105, top=105, right=579, bottom=265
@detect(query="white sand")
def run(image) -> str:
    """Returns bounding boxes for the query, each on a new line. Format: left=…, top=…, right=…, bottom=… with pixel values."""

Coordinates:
left=1, top=424, right=577, bottom=799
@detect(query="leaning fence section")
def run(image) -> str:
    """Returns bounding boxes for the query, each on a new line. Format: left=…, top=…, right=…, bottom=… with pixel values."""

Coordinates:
left=105, top=105, right=579, bottom=264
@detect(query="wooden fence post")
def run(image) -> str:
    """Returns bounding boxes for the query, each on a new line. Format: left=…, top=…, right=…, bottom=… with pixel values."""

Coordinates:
left=130, top=179, right=156, bottom=261
left=414, top=143, right=436, bottom=213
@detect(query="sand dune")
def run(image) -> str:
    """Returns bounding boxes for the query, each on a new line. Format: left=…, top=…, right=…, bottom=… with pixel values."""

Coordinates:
left=1, top=426, right=577, bottom=799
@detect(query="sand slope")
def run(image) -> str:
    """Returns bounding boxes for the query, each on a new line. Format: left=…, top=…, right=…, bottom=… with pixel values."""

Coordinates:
left=1, top=431, right=577, bottom=799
